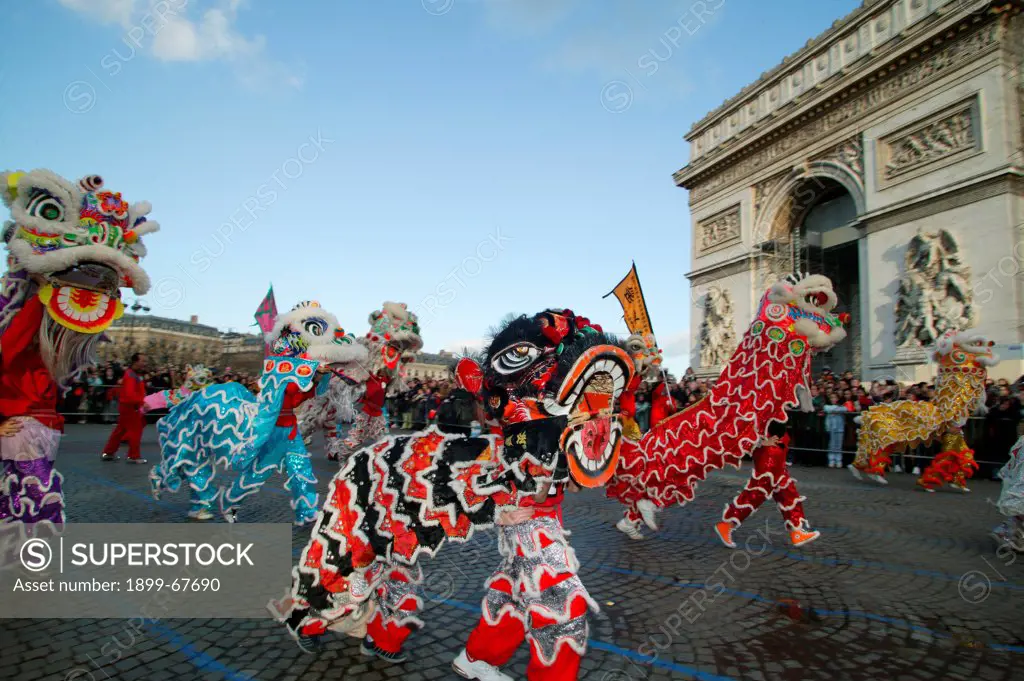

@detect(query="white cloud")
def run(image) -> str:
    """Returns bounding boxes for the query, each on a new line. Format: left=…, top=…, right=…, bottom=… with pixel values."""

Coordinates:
left=479, top=0, right=726, bottom=105
left=58, top=0, right=300, bottom=90
left=59, top=0, right=136, bottom=26
left=481, top=0, right=580, bottom=36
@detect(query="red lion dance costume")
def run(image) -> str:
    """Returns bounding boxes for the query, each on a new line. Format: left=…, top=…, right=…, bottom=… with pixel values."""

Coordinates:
left=606, top=274, right=848, bottom=542
left=715, top=422, right=819, bottom=548
left=272, top=309, right=633, bottom=681
left=0, top=169, right=158, bottom=551
left=613, top=332, right=676, bottom=539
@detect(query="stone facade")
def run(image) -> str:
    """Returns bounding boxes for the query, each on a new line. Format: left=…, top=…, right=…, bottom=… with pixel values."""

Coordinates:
left=100, top=314, right=224, bottom=365
left=405, top=351, right=458, bottom=381
left=677, top=0, right=1024, bottom=381
left=100, top=316, right=461, bottom=379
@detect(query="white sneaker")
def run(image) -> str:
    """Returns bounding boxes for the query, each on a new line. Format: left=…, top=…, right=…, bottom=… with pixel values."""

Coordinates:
left=848, top=464, right=863, bottom=480
left=893, top=464, right=903, bottom=473
left=912, top=466, right=921, bottom=476
left=187, top=507, right=213, bottom=521
left=452, top=650, right=512, bottom=681
left=869, top=474, right=888, bottom=485
left=951, top=483, right=970, bottom=493
left=615, top=517, right=645, bottom=540
left=637, top=499, right=659, bottom=531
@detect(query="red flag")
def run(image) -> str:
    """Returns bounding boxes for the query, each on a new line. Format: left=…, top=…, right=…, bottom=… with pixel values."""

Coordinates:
left=254, top=285, right=277, bottom=355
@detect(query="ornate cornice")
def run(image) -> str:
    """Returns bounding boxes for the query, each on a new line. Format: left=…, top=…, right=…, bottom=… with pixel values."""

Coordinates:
left=686, top=255, right=753, bottom=287
left=861, top=170, right=1020, bottom=233
left=685, top=0, right=888, bottom=141
left=676, top=8, right=1016, bottom=205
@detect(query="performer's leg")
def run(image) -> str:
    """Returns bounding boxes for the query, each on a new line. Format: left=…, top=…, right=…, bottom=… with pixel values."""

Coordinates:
left=716, top=462, right=772, bottom=548
left=102, top=419, right=127, bottom=457
left=464, top=577, right=526, bottom=668
left=363, top=565, right=422, bottom=661
left=615, top=503, right=646, bottom=540
left=182, top=455, right=218, bottom=519
left=770, top=474, right=819, bottom=546
left=339, top=414, right=367, bottom=459
left=519, top=518, right=592, bottom=681
left=919, top=430, right=977, bottom=492
left=282, top=435, right=318, bottom=525
left=524, top=581, right=589, bottom=681
left=126, top=411, right=145, bottom=461
left=220, top=439, right=279, bottom=522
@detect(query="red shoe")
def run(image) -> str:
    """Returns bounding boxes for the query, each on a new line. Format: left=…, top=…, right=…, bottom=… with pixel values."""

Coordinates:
left=714, top=521, right=737, bottom=549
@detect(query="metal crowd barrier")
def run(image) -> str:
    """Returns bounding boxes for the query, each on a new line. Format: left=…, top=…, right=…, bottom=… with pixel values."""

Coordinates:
left=56, top=397, right=1021, bottom=469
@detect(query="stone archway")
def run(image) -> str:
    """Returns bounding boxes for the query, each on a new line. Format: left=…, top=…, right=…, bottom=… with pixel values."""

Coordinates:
left=755, top=164, right=865, bottom=375
left=754, top=159, right=866, bottom=249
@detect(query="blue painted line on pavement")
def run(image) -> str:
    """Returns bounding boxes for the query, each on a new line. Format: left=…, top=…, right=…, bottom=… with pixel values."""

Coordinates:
left=62, top=466, right=170, bottom=505
left=145, top=622, right=256, bottom=680
left=64, top=465, right=1024, bottom=674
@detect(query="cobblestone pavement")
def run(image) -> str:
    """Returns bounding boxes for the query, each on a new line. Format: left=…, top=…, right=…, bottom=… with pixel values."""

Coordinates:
left=2, top=425, right=1022, bottom=680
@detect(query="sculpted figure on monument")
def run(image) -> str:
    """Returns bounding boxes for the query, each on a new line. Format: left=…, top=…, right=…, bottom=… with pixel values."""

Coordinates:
left=894, top=228, right=975, bottom=349
left=699, top=286, right=738, bottom=367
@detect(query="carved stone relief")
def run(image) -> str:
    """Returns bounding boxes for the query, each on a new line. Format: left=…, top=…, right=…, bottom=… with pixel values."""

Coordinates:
left=816, top=135, right=864, bottom=185
left=683, top=23, right=998, bottom=205
left=696, top=205, right=742, bottom=256
left=699, top=287, right=738, bottom=368
left=753, top=172, right=789, bottom=228
left=894, top=228, right=976, bottom=351
left=879, top=98, right=980, bottom=184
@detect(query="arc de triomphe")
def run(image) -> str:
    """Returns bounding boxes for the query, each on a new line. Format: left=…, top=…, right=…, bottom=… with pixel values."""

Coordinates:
left=677, top=0, right=1023, bottom=382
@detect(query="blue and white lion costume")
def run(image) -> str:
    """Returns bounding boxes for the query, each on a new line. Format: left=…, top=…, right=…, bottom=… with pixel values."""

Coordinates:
left=148, top=301, right=368, bottom=525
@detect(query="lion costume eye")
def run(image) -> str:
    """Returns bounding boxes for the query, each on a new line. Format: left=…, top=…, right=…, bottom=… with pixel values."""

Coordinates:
left=26, top=190, right=65, bottom=222
left=492, top=342, right=540, bottom=374
left=303, top=318, right=328, bottom=337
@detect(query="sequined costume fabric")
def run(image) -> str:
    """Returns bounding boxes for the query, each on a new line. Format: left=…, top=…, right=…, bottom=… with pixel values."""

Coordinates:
left=465, top=512, right=596, bottom=680
left=607, top=290, right=844, bottom=514
left=0, top=417, right=63, bottom=528
left=993, top=435, right=1024, bottom=551
left=854, top=363, right=986, bottom=477
left=340, top=412, right=386, bottom=458
left=721, top=434, right=808, bottom=531
left=916, top=427, right=978, bottom=491
left=153, top=356, right=319, bottom=524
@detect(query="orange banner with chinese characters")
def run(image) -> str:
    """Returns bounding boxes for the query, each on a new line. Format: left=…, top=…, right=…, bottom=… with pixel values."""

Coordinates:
left=604, top=262, right=653, bottom=336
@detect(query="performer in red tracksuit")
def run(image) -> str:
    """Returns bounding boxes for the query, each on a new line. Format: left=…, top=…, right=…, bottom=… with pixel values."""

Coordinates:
left=648, top=380, right=676, bottom=427
left=715, top=420, right=820, bottom=548
left=340, top=372, right=388, bottom=458
left=101, top=353, right=148, bottom=463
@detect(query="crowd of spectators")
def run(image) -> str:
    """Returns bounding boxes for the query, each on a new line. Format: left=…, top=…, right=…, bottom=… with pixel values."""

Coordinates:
left=61, top=359, right=1024, bottom=477
left=58, top=361, right=261, bottom=424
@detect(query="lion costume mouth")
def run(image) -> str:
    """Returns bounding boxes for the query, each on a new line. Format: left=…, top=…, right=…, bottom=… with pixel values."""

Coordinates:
left=37, top=263, right=125, bottom=334
left=548, top=346, right=633, bottom=487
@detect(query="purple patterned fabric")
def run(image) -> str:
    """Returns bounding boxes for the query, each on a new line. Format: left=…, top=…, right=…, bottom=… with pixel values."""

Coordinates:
left=0, top=457, right=64, bottom=526
left=0, top=268, right=29, bottom=311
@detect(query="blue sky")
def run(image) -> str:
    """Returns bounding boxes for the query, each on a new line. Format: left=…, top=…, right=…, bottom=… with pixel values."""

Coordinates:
left=0, top=0, right=860, bottom=373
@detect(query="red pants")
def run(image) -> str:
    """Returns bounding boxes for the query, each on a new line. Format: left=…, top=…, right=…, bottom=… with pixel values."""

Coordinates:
left=103, top=408, right=144, bottom=459
left=465, top=515, right=590, bottom=681
left=466, top=605, right=583, bottom=681
left=723, top=445, right=807, bottom=531
left=364, top=565, right=422, bottom=653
